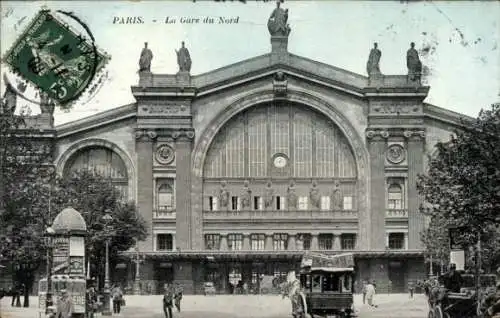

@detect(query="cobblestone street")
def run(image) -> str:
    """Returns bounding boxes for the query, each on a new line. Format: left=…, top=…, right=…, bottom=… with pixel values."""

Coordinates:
left=1, top=294, right=428, bottom=318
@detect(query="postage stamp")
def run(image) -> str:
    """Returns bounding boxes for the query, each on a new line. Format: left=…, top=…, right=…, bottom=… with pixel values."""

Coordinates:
left=2, top=9, right=109, bottom=108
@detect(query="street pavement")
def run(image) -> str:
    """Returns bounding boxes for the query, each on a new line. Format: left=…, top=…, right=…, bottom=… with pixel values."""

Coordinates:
left=0, top=293, right=429, bottom=318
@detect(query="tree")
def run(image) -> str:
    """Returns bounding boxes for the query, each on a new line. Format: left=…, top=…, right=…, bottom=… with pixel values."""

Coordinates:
left=47, top=170, right=147, bottom=287
left=417, top=103, right=500, bottom=271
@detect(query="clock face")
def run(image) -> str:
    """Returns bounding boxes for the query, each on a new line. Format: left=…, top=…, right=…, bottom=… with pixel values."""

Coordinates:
left=273, top=155, right=288, bottom=168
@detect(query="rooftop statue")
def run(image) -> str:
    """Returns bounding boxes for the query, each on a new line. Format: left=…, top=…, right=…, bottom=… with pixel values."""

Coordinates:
left=366, top=42, right=382, bottom=76
left=138, top=42, right=153, bottom=73
left=268, top=1, right=291, bottom=37
left=176, top=41, right=192, bottom=73
left=407, top=42, right=422, bottom=81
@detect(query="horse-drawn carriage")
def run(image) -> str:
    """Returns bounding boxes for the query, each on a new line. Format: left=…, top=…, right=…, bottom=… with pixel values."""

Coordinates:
left=427, top=274, right=498, bottom=318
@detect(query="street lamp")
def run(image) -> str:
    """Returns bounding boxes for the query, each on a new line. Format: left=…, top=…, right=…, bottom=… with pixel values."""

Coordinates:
left=102, top=213, right=113, bottom=316
left=45, top=226, right=55, bottom=315
left=132, top=247, right=145, bottom=295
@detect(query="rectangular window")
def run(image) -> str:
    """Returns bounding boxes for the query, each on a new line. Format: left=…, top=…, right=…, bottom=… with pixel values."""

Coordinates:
left=343, top=196, right=353, bottom=210
left=320, top=196, right=330, bottom=210
left=298, top=196, right=308, bottom=210
left=157, top=234, right=173, bottom=251
left=273, top=233, right=288, bottom=250
left=297, top=234, right=312, bottom=250
left=276, top=196, right=286, bottom=210
left=318, top=234, right=333, bottom=250
left=157, top=179, right=175, bottom=211
left=209, top=196, right=219, bottom=211
left=254, top=196, right=263, bottom=210
left=228, top=234, right=243, bottom=251
left=388, top=233, right=405, bottom=250
left=250, top=234, right=265, bottom=250
left=341, top=234, right=356, bottom=250
left=205, top=234, right=220, bottom=250
left=231, top=196, right=241, bottom=211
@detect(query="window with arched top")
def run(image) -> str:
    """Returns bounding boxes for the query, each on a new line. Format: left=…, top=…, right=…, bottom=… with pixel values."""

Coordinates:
left=64, top=146, right=128, bottom=201
left=157, top=179, right=175, bottom=211
left=387, top=183, right=403, bottom=210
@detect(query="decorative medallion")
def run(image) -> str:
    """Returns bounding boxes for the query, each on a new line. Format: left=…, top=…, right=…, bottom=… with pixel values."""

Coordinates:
left=156, top=144, right=175, bottom=165
left=272, top=153, right=289, bottom=168
left=386, top=144, right=406, bottom=164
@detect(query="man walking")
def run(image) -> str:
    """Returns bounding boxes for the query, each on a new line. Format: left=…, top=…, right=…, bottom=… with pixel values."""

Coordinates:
left=174, top=283, right=183, bottom=313
left=163, top=284, right=174, bottom=318
left=111, top=284, right=124, bottom=314
left=361, top=280, right=367, bottom=304
left=408, top=281, right=414, bottom=299
left=365, top=280, right=378, bottom=308
left=55, top=290, right=74, bottom=318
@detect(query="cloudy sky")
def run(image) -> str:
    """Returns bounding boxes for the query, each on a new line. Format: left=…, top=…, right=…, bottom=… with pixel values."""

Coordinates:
left=1, top=0, right=499, bottom=125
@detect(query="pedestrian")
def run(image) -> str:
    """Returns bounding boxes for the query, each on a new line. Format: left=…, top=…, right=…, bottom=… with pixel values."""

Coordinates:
left=361, top=280, right=367, bottom=304
left=163, top=284, right=174, bottom=318
left=86, top=285, right=98, bottom=318
left=365, top=280, right=378, bottom=308
left=111, top=284, right=124, bottom=314
left=174, top=282, right=183, bottom=312
left=408, top=281, right=414, bottom=298
left=55, top=289, right=74, bottom=318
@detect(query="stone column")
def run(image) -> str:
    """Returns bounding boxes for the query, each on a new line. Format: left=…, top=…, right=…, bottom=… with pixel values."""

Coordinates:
left=174, top=130, right=194, bottom=250
left=220, top=233, right=228, bottom=251
left=288, top=234, right=296, bottom=251
left=135, top=130, right=155, bottom=251
left=404, top=232, right=409, bottom=250
left=385, top=233, right=390, bottom=249
left=333, top=234, right=341, bottom=251
left=243, top=233, right=251, bottom=251
left=265, top=233, right=274, bottom=251
left=311, top=233, right=319, bottom=251
left=406, top=130, right=425, bottom=249
left=366, top=129, right=388, bottom=250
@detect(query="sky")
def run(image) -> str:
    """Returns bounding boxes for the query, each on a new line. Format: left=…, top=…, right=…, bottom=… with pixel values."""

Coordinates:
left=1, top=1, right=499, bottom=125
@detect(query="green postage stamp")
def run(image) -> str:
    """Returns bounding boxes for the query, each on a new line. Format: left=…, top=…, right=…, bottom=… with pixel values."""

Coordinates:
left=3, top=9, right=109, bottom=106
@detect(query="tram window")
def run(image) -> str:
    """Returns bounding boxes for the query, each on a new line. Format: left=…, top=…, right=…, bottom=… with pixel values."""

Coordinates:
left=343, top=275, right=352, bottom=292
left=312, top=275, right=321, bottom=292
left=322, top=274, right=340, bottom=292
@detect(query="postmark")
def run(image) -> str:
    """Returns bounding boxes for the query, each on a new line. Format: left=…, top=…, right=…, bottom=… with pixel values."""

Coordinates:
left=2, top=9, right=110, bottom=109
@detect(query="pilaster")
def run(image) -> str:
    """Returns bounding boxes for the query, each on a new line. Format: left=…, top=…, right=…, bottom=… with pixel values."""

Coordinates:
left=220, top=233, right=228, bottom=251
left=243, top=233, right=251, bottom=251
left=288, top=234, right=296, bottom=251
left=333, top=234, right=341, bottom=251
left=265, top=233, right=274, bottom=251
left=310, top=233, right=319, bottom=250
left=405, top=129, right=425, bottom=249
left=135, top=129, right=156, bottom=251
left=366, top=129, right=388, bottom=250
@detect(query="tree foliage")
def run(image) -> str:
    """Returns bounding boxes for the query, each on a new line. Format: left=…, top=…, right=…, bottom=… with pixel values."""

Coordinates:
left=1, top=100, right=147, bottom=300
left=417, top=103, right=500, bottom=271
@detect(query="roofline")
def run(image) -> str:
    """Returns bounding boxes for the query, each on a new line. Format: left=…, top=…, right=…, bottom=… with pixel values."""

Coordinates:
left=55, top=103, right=136, bottom=138
left=424, top=103, right=475, bottom=128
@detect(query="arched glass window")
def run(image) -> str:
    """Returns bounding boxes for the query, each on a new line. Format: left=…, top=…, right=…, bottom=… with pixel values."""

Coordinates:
left=387, top=183, right=403, bottom=210
left=157, top=180, right=175, bottom=211
left=64, top=146, right=128, bottom=201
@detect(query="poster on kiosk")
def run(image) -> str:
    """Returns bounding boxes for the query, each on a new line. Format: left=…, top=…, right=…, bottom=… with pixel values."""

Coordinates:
left=448, top=227, right=465, bottom=271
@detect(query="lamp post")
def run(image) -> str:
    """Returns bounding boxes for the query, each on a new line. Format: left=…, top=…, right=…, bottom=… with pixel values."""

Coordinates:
left=133, top=247, right=145, bottom=295
left=102, top=213, right=113, bottom=316
left=45, top=226, right=55, bottom=315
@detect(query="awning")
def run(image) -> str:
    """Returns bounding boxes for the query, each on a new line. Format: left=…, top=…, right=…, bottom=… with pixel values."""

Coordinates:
left=119, top=249, right=424, bottom=261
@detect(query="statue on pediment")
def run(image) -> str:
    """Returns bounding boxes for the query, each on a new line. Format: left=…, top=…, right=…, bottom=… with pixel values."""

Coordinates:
left=176, top=41, right=192, bottom=73
left=366, top=42, right=382, bottom=76
left=1, top=80, right=16, bottom=114
left=407, top=42, right=422, bottom=81
left=268, top=1, right=291, bottom=37
left=287, top=180, right=298, bottom=209
left=139, top=42, right=153, bottom=73
left=39, top=90, right=55, bottom=115
left=264, top=180, right=274, bottom=208
left=241, top=180, right=252, bottom=209
left=219, top=181, right=229, bottom=208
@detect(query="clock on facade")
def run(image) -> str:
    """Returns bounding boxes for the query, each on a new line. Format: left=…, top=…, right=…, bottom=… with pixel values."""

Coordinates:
left=273, top=154, right=288, bottom=168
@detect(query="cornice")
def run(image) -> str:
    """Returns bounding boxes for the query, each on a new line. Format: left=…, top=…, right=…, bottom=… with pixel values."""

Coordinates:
left=56, top=103, right=136, bottom=138
left=366, top=128, right=425, bottom=140
left=424, top=103, right=474, bottom=128
left=135, top=128, right=195, bottom=141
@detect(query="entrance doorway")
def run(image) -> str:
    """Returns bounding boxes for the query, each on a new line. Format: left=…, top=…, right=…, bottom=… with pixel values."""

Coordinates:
left=155, top=262, right=174, bottom=294
left=388, top=260, right=406, bottom=293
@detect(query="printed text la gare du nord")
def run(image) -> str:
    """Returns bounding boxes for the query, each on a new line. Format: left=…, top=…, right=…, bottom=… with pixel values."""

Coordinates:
left=113, top=16, right=240, bottom=24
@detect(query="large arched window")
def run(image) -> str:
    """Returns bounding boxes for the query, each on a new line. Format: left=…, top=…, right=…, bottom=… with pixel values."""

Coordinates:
left=64, top=146, right=128, bottom=201
left=203, top=103, right=357, bottom=179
